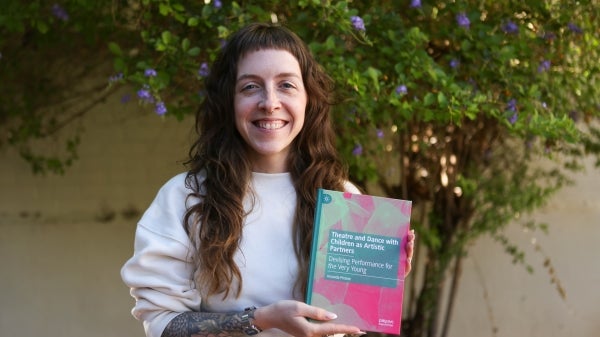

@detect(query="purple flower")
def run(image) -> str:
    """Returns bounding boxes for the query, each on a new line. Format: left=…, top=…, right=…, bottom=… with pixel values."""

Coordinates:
left=144, top=68, right=157, bottom=77
left=137, top=87, right=154, bottom=103
left=396, top=85, right=407, bottom=95
left=352, top=144, right=363, bottom=156
left=155, top=102, right=167, bottom=115
left=376, top=129, right=384, bottom=139
left=198, top=62, right=210, bottom=77
left=52, top=4, right=69, bottom=21
left=538, top=60, right=551, bottom=73
left=350, top=16, right=366, bottom=32
left=506, top=99, right=518, bottom=124
left=137, top=89, right=151, bottom=99
left=450, top=59, right=460, bottom=68
left=506, top=99, right=517, bottom=112
left=502, top=20, right=519, bottom=34
left=213, top=0, right=222, bottom=8
left=410, top=0, right=422, bottom=8
left=567, top=22, right=583, bottom=34
left=456, top=13, right=470, bottom=29
left=109, top=72, right=123, bottom=83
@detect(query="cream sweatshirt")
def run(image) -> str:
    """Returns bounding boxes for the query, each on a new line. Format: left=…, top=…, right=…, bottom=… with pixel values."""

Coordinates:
left=121, top=171, right=359, bottom=337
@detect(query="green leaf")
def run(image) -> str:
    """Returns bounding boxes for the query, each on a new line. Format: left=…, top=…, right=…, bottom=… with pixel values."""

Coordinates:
left=36, top=20, right=49, bottom=34
left=172, top=3, right=185, bottom=12
left=201, top=5, right=213, bottom=18
left=217, top=25, right=229, bottom=39
left=181, top=38, right=190, bottom=51
left=187, top=47, right=201, bottom=56
left=423, top=92, right=435, bottom=107
left=161, top=31, right=172, bottom=44
left=159, top=3, right=171, bottom=16
left=108, top=42, right=123, bottom=56
left=437, top=92, right=448, bottom=107
left=173, top=12, right=186, bottom=24
left=364, top=67, right=381, bottom=93
left=155, top=41, right=167, bottom=51
left=187, top=17, right=199, bottom=27
left=114, top=57, right=126, bottom=72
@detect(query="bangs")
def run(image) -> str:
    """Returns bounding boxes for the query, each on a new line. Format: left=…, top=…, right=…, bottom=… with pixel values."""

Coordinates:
left=227, top=24, right=309, bottom=71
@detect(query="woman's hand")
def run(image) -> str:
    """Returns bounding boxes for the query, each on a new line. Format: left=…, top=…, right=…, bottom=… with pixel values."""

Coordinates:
left=254, top=300, right=363, bottom=337
left=405, top=229, right=416, bottom=276
left=254, top=231, right=415, bottom=337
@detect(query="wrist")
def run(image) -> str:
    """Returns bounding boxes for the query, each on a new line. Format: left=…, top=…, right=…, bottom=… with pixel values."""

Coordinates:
left=241, top=306, right=263, bottom=335
left=253, top=306, right=267, bottom=331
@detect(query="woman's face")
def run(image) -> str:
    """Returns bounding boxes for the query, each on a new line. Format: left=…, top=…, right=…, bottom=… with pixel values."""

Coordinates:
left=234, top=49, right=307, bottom=173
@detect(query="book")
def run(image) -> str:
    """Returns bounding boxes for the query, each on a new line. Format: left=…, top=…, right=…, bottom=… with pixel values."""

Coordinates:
left=306, top=188, right=412, bottom=335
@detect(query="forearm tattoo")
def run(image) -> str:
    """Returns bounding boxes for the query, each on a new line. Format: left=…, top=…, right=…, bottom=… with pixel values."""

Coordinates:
left=161, top=311, right=248, bottom=337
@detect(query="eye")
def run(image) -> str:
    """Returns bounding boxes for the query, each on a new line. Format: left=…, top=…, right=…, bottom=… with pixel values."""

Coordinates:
left=280, top=81, right=296, bottom=89
left=241, top=83, right=259, bottom=91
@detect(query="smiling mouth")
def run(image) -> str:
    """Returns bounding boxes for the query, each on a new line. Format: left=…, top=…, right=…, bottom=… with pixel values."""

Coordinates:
left=254, top=120, right=287, bottom=130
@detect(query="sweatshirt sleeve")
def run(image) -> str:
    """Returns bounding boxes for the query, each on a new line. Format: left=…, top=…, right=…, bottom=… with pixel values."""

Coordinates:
left=344, top=181, right=362, bottom=194
left=121, top=173, right=202, bottom=337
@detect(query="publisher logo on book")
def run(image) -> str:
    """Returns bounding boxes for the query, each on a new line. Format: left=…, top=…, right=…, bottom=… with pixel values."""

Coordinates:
left=378, top=318, right=395, bottom=328
left=322, top=193, right=333, bottom=204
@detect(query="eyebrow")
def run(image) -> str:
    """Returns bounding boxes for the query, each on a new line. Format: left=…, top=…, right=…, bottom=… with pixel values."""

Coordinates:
left=236, top=72, right=302, bottom=82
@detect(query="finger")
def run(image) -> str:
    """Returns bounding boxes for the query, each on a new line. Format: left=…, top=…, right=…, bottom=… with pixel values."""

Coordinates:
left=405, top=230, right=415, bottom=276
left=408, top=229, right=416, bottom=254
left=406, top=239, right=414, bottom=255
left=312, top=322, right=363, bottom=336
left=344, top=333, right=368, bottom=337
left=318, top=332, right=366, bottom=337
left=406, top=237, right=414, bottom=260
left=301, top=303, right=338, bottom=321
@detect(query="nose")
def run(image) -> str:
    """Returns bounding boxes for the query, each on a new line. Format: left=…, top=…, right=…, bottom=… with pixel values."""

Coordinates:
left=258, top=87, right=281, bottom=113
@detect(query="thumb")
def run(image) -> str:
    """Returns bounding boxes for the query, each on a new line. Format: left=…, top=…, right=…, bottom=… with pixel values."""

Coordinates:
left=303, top=305, right=338, bottom=322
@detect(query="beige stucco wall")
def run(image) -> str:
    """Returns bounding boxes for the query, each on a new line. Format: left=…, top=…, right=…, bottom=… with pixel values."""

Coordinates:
left=0, top=89, right=190, bottom=337
left=449, top=154, right=600, bottom=336
left=1, top=89, right=598, bottom=337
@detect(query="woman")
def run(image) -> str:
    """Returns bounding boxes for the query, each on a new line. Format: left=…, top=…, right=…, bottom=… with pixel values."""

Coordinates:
left=121, top=22, right=415, bottom=337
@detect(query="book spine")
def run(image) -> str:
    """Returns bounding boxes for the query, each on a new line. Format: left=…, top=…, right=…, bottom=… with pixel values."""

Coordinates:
left=305, top=188, right=324, bottom=304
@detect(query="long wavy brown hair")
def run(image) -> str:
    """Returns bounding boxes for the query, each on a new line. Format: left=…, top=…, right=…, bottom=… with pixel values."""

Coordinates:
left=183, top=22, right=348, bottom=301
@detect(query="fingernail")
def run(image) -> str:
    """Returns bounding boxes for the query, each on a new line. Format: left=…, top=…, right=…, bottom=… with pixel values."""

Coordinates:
left=344, top=332, right=367, bottom=337
left=325, top=312, right=338, bottom=319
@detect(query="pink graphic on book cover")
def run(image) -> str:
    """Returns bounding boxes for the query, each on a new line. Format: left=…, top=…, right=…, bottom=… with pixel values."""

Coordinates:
left=308, top=190, right=412, bottom=335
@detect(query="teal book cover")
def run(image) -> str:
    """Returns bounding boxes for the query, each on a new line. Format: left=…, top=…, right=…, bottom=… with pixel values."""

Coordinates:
left=306, top=189, right=412, bottom=335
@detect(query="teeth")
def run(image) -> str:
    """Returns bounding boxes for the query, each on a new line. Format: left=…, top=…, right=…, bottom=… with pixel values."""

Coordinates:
left=256, top=121, right=285, bottom=130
